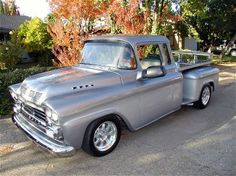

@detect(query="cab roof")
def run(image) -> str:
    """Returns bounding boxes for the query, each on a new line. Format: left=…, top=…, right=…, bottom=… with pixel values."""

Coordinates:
left=86, top=35, right=169, bottom=46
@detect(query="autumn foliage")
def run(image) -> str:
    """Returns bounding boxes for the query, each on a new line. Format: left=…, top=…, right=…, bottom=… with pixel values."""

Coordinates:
left=48, top=19, right=84, bottom=66
left=48, top=0, right=108, bottom=66
left=108, top=0, right=177, bottom=35
left=48, top=0, right=177, bottom=66
left=109, top=0, right=151, bottom=34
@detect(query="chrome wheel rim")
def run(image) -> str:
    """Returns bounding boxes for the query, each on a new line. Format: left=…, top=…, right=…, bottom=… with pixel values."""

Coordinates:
left=93, top=121, right=117, bottom=152
left=201, top=87, right=210, bottom=105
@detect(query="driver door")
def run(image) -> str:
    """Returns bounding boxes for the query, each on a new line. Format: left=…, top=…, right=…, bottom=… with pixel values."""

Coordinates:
left=137, top=43, right=174, bottom=126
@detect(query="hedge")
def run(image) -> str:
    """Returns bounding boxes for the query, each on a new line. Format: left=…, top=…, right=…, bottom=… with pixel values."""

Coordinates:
left=0, top=67, right=56, bottom=117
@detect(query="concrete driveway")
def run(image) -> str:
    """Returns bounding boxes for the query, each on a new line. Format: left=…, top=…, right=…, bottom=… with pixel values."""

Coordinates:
left=0, top=64, right=235, bottom=176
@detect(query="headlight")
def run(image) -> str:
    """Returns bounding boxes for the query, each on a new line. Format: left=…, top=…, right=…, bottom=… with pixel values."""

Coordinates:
left=13, top=102, right=21, bottom=113
left=45, top=107, right=58, bottom=123
left=10, top=90, right=18, bottom=100
left=45, top=108, right=52, bottom=117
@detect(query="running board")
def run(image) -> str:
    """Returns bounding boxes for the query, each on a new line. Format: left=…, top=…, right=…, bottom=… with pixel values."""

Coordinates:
left=182, top=98, right=195, bottom=105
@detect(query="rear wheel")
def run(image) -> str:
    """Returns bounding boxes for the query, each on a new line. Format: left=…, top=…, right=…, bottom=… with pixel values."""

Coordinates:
left=82, top=117, right=121, bottom=156
left=194, top=84, right=211, bottom=109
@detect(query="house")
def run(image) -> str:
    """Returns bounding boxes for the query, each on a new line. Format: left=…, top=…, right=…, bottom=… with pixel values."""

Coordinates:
left=0, top=14, right=30, bottom=41
left=0, top=14, right=34, bottom=63
left=168, top=34, right=198, bottom=51
left=165, top=16, right=198, bottom=51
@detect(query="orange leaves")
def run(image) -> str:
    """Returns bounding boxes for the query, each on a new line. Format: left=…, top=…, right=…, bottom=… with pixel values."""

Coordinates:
left=48, top=0, right=104, bottom=20
left=48, top=19, right=83, bottom=66
left=47, top=0, right=151, bottom=66
left=108, top=0, right=151, bottom=34
left=47, top=0, right=176, bottom=66
left=48, top=0, right=106, bottom=66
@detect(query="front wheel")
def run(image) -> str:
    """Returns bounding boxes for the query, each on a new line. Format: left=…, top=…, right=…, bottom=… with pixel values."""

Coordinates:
left=194, top=84, right=211, bottom=109
left=82, top=117, right=121, bottom=157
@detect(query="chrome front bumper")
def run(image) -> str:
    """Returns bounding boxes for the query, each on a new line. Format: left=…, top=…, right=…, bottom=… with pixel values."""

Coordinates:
left=12, top=113, right=75, bottom=156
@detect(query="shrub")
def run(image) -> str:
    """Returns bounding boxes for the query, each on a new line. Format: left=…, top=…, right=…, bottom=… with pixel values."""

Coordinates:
left=28, top=50, right=54, bottom=67
left=12, top=17, right=52, bottom=52
left=0, top=41, right=22, bottom=70
left=9, top=17, right=53, bottom=67
left=0, top=66, right=56, bottom=117
left=38, top=54, right=53, bottom=67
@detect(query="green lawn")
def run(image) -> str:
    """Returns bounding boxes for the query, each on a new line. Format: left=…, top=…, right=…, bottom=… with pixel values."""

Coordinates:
left=212, top=55, right=236, bottom=64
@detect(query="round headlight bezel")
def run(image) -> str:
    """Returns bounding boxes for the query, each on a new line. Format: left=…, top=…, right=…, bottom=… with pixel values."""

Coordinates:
left=45, top=108, right=52, bottom=117
left=44, top=107, right=59, bottom=124
left=51, top=112, right=58, bottom=122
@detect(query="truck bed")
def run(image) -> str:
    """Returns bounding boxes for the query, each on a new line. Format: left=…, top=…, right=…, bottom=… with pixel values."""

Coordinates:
left=172, top=50, right=212, bottom=71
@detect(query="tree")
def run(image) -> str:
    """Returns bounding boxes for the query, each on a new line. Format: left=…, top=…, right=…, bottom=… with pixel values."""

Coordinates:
left=0, top=0, right=19, bottom=15
left=48, top=0, right=108, bottom=66
left=13, top=17, right=52, bottom=52
left=108, top=0, right=175, bottom=35
left=47, top=0, right=181, bottom=66
left=0, top=41, right=21, bottom=70
left=108, top=0, right=150, bottom=34
left=8, top=0, right=18, bottom=15
left=0, top=0, right=4, bottom=14
left=10, top=17, right=53, bottom=66
left=180, top=0, right=236, bottom=50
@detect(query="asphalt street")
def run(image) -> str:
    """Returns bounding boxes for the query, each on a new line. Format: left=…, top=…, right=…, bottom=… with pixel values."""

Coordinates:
left=0, top=63, right=235, bottom=176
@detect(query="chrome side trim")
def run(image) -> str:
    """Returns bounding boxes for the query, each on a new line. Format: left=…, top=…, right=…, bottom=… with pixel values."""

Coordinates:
left=12, top=113, right=75, bottom=157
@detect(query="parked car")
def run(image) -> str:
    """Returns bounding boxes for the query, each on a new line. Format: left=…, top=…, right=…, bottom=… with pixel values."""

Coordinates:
left=9, top=35, right=219, bottom=157
left=227, top=44, right=236, bottom=56
left=212, top=40, right=236, bottom=56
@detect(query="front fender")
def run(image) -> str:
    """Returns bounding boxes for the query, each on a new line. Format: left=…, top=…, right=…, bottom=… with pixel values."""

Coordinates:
left=61, top=108, right=133, bottom=149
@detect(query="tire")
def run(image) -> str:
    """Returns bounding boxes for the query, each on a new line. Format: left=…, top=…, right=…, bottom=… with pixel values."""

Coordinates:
left=194, top=84, right=211, bottom=109
left=230, top=49, right=236, bottom=57
left=82, top=117, right=121, bottom=157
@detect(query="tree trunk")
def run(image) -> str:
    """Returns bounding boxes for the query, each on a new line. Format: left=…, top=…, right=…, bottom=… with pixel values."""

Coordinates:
left=157, top=0, right=165, bottom=33
left=159, top=0, right=165, bottom=23
left=220, top=33, right=236, bottom=58
left=207, top=44, right=213, bottom=53
left=151, top=0, right=159, bottom=34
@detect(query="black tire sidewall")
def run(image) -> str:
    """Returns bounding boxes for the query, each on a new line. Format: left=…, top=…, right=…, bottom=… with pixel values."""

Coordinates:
left=199, top=85, right=211, bottom=108
left=83, top=117, right=121, bottom=157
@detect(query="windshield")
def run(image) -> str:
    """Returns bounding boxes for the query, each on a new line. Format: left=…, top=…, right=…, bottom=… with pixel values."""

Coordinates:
left=82, top=41, right=136, bottom=69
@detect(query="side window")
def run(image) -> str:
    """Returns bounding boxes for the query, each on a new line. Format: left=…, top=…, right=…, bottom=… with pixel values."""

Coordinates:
left=137, top=44, right=162, bottom=69
left=162, top=44, right=172, bottom=65
left=117, top=46, right=137, bottom=70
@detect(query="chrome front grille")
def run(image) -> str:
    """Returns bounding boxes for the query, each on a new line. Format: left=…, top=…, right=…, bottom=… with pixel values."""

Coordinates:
left=14, top=102, right=64, bottom=143
left=21, top=103, right=47, bottom=131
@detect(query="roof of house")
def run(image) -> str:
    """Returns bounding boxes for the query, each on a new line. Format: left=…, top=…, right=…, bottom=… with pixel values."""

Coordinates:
left=0, top=14, right=31, bottom=32
left=88, top=35, right=169, bottom=46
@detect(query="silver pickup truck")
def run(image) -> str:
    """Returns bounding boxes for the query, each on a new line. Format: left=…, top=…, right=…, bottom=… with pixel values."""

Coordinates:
left=9, top=35, right=219, bottom=157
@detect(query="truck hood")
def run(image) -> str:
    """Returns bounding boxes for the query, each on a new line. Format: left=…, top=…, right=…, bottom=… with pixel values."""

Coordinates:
left=19, top=65, right=122, bottom=105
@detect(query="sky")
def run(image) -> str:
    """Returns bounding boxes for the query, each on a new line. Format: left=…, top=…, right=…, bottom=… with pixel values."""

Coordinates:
left=15, top=0, right=50, bottom=19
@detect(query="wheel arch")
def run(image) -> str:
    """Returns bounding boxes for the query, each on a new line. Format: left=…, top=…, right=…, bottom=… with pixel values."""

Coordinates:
left=85, top=113, right=132, bottom=132
left=62, top=109, right=133, bottom=150
left=209, top=81, right=215, bottom=91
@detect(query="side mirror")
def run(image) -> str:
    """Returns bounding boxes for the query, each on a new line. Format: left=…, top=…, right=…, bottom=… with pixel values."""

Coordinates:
left=146, top=66, right=165, bottom=78
left=137, top=66, right=165, bottom=80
